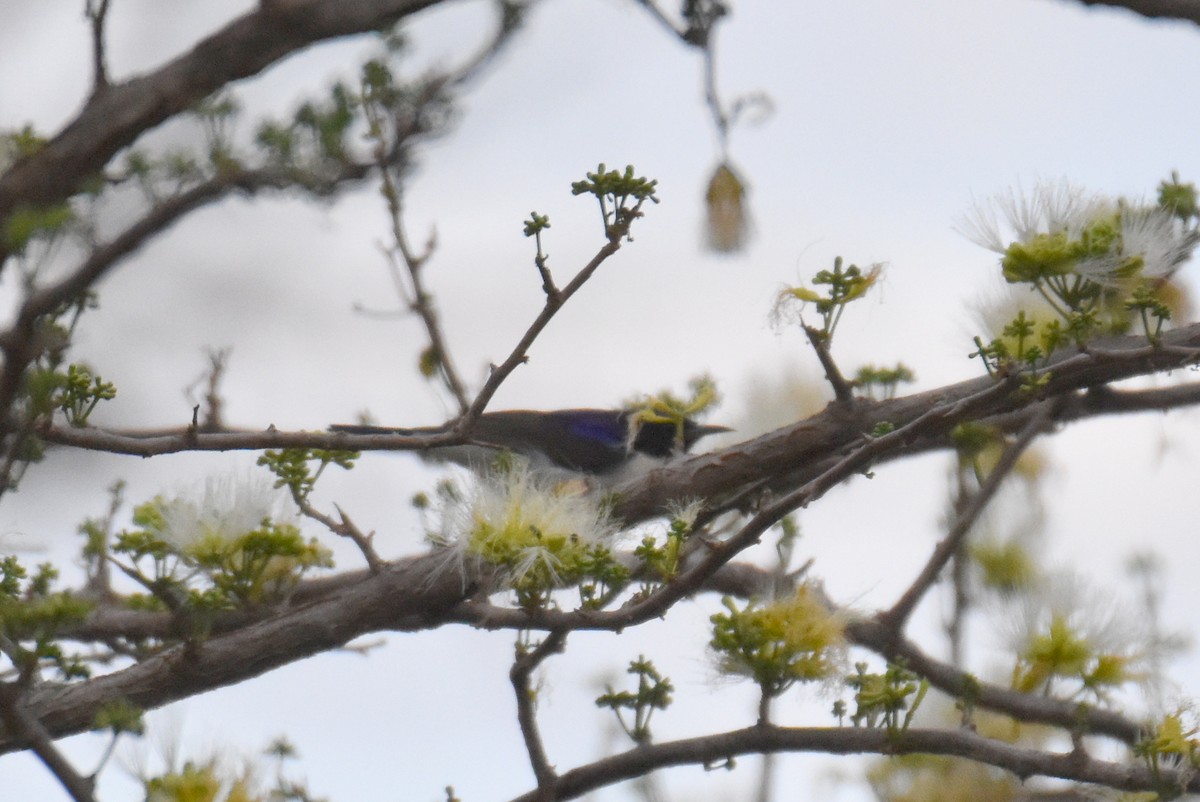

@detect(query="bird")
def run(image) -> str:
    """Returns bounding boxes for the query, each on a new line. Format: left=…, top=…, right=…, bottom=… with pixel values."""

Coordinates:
left=330, top=408, right=729, bottom=481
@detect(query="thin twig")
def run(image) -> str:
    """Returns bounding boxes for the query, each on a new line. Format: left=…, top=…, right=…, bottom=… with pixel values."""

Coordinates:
left=41, top=424, right=464, bottom=456
left=510, top=631, right=567, bottom=796
left=294, top=495, right=384, bottom=572
left=632, top=0, right=688, bottom=39
left=378, top=175, right=470, bottom=411
left=198, top=349, right=229, bottom=430
left=701, top=24, right=729, bottom=154
left=32, top=231, right=629, bottom=455
left=81, top=480, right=125, bottom=602
left=804, top=325, right=855, bottom=404
left=85, top=0, right=112, bottom=96
left=0, top=161, right=374, bottom=461
left=335, top=504, right=384, bottom=572
left=90, top=732, right=121, bottom=784
left=879, top=398, right=1061, bottom=632
left=456, top=230, right=629, bottom=431
left=357, top=7, right=527, bottom=412
left=505, top=721, right=1186, bottom=802
left=946, top=526, right=970, bottom=668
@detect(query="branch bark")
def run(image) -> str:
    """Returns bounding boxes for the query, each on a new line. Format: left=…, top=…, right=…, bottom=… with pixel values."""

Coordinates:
left=0, top=552, right=467, bottom=755
left=0, top=0, right=447, bottom=226
left=1072, top=0, right=1200, bottom=26
left=509, top=724, right=1186, bottom=802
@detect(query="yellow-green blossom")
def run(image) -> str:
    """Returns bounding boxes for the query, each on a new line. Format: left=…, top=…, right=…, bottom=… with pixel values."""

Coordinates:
left=961, top=180, right=1195, bottom=289
left=1006, top=573, right=1149, bottom=700
left=710, top=583, right=847, bottom=696
left=440, top=466, right=616, bottom=605
left=119, top=474, right=330, bottom=606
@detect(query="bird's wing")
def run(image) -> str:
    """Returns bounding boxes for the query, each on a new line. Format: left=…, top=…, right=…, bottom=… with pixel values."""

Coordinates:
left=466, top=409, right=627, bottom=473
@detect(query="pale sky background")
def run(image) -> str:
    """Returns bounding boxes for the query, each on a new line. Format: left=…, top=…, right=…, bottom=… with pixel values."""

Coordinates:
left=3, top=1, right=1200, bottom=800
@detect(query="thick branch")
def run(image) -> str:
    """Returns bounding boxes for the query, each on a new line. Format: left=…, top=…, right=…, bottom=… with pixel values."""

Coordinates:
left=36, top=552, right=1153, bottom=748
left=15, top=329, right=1200, bottom=751
left=0, top=552, right=468, bottom=755
left=450, top=587, right=1145, bottom=746
left=47, top=558, right=820, bottom=646
left=38, top=325, right=1200, bottom=454
left=1071, top=0, right=1200, bottom=27
left=611, top=324, right=1200, bottom=522
left=22, top=548, right=1146, bottom=755
left=36, top=324, right=1200, bottom=529
left=0, top=0, right=445, bottom=225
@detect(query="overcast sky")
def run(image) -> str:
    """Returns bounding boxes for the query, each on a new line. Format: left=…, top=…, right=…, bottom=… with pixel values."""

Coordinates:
left=4, top=1, right=1200, bottom=800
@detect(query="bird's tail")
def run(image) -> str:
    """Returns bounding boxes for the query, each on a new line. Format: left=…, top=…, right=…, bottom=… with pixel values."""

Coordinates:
left=329, top=423, right=424, bottom=436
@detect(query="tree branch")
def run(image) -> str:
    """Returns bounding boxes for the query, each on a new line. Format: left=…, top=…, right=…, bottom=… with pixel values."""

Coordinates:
left=611, top=324, right=1200, bottom=522
left=0, top=551, right=468, bottom=755
left=360, top=4, right=527, bottom=412
left=509, top=724, right=1185, bottom=802
left=0, top=161, right=374, bottom=454
left=879, top=397, right=1061, bottom=630
left=510, top=631, right=567, bottom=796
left=448, top=589, right=1146, bottom=746
left=0, top=0, right=447, bottom=226
left=0, top=681, right=96, bottom=802
left=845, top=617, right=1144, bottom=744
left=375, top=170, right=472, bottom=411
left=805, top=325, right=855, bottom=404
left=30, top=222, right=636, bottom=456
left=11, top=328, right=1199, bottom=754
left=455, top=228, right=631, bottom=433
left=85, top=0, right=112, bottom=97
left=11, top=541, right=1147, bottom=757
left=34, top=323, right=1200, bottom=529
left=1070, top=0, right=1200, bottom=27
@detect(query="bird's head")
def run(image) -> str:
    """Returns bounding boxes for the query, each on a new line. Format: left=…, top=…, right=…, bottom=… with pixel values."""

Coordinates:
left=626, top=412, right=731, bottom=459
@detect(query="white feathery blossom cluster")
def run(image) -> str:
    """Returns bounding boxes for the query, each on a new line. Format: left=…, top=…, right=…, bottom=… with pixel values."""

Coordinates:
left=158, top=473, right=296, bottom=556
left=960, top=180, right=1195, bottom=287
left=434, top=466, right=617, bottom=591
left=1001, top=572, right=1157, bottom=700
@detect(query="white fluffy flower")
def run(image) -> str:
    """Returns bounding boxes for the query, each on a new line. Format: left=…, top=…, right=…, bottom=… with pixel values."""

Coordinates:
left=1000, top=572, right=1154, bottom=699
left=1114, top=206, right=1193, bottom=280
left=1005, top=574, right=1124, bottom=649
left=435, top=466, right=616, bottom=590
left=159, top=473, right=295, bottom=555
left=959, top=180, right=1109, bottom=255
left=960, top=180, right=1195, bottom=286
